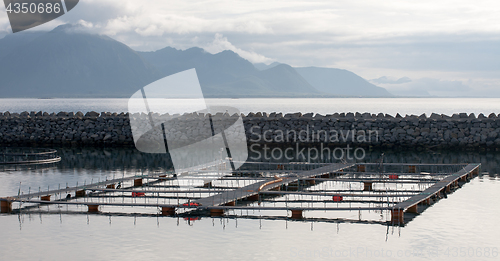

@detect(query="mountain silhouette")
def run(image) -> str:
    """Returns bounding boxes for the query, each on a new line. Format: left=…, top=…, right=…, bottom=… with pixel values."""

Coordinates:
left=0, top=24, right=391, bottom=98
left=295, top=67, right=392, bottom=97
left=138, top=48, right=319, bottom=97
left=0, top=31, right=45, bottom=59
left=0, top=24, right=160, bottom=98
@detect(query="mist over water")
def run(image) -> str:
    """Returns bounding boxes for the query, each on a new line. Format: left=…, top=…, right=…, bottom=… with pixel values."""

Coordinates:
left=1, top=98, right=500, bottom=116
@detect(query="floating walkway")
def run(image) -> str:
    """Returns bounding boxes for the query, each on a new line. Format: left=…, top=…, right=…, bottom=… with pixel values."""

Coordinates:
left=390, top=163, right=480, bottom=224
left=193, top=163, right=353, bottom=212
left=0, top=160, right=481, bottom=226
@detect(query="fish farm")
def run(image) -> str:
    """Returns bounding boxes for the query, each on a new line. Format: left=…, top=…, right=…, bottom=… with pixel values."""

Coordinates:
left=0, top=150, right=481, bottom=227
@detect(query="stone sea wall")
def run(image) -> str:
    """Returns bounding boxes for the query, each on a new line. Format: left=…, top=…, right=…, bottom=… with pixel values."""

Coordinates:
left=1, top=111, right=500, bottom=150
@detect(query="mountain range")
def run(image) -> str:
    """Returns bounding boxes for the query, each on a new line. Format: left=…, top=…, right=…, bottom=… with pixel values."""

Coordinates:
left=0, top=24, right=392, bottom=98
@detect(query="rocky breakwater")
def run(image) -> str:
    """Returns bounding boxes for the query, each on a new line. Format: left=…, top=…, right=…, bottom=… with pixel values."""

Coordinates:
left=0, top=111, right=132, bottom=146
left=1, top=111, right=500, bottom=150
left=244, top=112, right=500, bottom=151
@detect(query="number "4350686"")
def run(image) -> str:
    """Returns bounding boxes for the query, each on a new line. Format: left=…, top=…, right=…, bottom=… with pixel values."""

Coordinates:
left=5, top=2, right=62, bottom=14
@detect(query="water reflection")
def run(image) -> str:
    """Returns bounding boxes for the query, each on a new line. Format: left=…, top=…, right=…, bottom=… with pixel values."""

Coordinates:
left=9, top=147, right=499, bottom=175
left=52, top=147, right=174, bottom=172
left=249, top=148, right=500, bottom=177
left=0, top=160, right=498, bottom=261
left=2, top=147, right=499, bottom=226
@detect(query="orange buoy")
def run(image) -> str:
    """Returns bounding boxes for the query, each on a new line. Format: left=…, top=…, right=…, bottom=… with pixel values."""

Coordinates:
left=134, top=178, right=143, bottom=187
left=210, top=209, right=224, bottom=217
left=161, top=207, right=175, bottom=216
left=75, top=190, right=85, bottom=197
left=88, top=204, right=99, bottom=213
left=391, top=209, right=404, bottom=224
left=291, top=209, right=303, bottom=219
left=363, top=182, right=373, bottom=191
left=1, top=199, right=12, bottom=213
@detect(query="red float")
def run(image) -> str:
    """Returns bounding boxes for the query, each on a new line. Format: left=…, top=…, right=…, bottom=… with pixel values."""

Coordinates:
left=182, top=202, right=201, bottom=207
left=332, top=195, right=343, bottom=202
left=131, top=192, right=145, bottom=197
left=184, top=217, right=201, bottom=221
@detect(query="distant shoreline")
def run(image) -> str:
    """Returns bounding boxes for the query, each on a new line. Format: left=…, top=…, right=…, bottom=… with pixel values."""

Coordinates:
left=1, top=96, right=498, bottom=99
left=1, top=98, right=500, bottom=116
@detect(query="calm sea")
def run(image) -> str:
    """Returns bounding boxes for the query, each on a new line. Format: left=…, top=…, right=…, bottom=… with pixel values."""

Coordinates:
left=1, top=98, right=500, bottom=115
left=1, top=99, right=499, bottom=261
left=0, top=149, right=498, bottom=261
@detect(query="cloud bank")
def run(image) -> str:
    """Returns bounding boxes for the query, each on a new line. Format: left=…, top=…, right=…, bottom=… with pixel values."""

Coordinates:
left=203, top=33, right=273, bottom=64
left=1, top=0, right=500, bottom=96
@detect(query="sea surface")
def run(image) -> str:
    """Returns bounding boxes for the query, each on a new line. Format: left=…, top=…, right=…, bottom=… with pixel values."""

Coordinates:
left=0, top=149, right=498, bottom=261
left=1, top=98, right=500, bottom=115
left=1, top=99, right=499, bottom=260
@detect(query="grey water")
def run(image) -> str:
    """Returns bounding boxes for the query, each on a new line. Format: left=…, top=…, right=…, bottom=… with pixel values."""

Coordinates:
left=1, top=98, right=500, bottom=260
left=0, top=148, right=499, bottom=261
left=1, top=98, right=500, bottom=115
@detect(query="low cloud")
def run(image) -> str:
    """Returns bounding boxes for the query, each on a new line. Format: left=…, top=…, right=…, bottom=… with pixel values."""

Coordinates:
left=2, top=0, right=500, bottom=96
left=204, top=33, right=273, bottom=64
left=371, top=76, right=412, bottom=84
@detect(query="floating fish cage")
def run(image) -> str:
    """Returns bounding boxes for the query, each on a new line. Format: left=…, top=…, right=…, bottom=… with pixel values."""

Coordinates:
left=0, top=160, right=480, bottom=226
left=0, top=148, right=61, bottom=171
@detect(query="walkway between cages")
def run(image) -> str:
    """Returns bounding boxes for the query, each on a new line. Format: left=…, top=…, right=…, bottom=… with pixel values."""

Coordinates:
left=192, top=163, right=354, bottom=209
left=0, top=162, right=481, bottom=226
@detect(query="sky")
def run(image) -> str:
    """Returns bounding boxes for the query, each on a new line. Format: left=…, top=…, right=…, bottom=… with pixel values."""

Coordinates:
left=1, top=0, right=500, bottom=97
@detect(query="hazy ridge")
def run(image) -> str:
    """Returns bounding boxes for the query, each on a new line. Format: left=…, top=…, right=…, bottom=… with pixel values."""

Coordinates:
left=0, top=24, right=391, bottom=98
